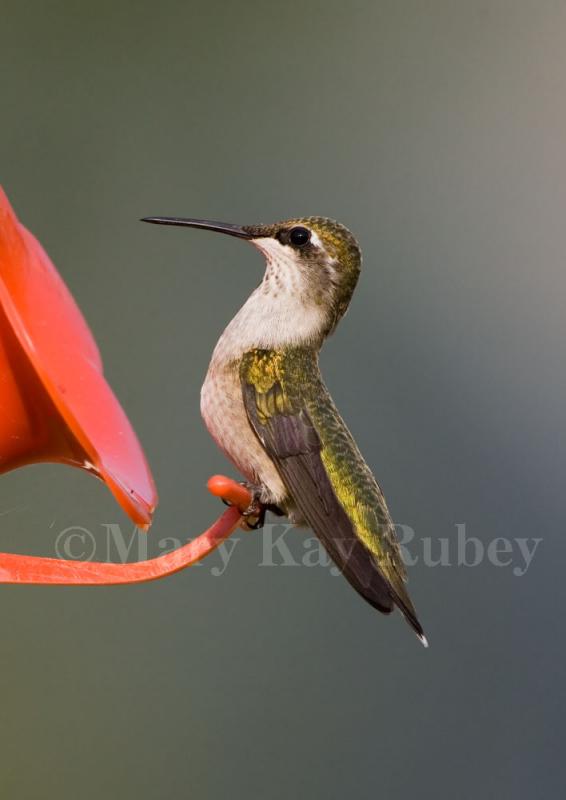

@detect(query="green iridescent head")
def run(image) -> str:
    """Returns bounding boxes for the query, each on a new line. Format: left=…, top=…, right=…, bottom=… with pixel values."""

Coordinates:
left=142, top=214, right=363, bottom=338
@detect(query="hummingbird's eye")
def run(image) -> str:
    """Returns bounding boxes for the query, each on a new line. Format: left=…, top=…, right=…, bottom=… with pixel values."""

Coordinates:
left=288, top=226, right=311, bottom=247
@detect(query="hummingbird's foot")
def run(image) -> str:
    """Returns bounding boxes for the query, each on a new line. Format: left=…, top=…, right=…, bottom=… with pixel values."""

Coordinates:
left=241, top=496, right=265, bottom=530
left=239, top=483, right=285, bottom=530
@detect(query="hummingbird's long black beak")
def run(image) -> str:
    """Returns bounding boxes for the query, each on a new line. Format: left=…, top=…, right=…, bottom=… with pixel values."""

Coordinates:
left=140, top=217, right=253, bottom=239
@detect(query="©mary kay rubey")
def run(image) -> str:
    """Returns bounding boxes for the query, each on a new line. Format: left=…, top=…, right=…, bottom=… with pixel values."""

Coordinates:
left=0, top=185, right=249, bottom=584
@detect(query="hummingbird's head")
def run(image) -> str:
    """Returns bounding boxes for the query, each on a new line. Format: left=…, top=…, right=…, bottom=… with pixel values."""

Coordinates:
left=243, top=216, right=362, bottom=335
left=142, top=214, right=362, bottom=345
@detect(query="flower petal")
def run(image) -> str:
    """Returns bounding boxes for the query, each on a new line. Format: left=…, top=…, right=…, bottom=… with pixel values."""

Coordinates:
left=0, top=187, right=157, bottom=527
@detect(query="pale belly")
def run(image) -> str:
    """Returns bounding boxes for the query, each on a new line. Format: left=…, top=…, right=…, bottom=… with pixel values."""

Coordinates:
left=200, top=362, right=288, bottom=505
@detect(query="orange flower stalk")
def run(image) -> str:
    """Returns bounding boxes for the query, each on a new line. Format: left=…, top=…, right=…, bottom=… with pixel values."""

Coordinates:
left=0, top=186, right=249, bottom=584
left=0, top=477, right=250, bottom=585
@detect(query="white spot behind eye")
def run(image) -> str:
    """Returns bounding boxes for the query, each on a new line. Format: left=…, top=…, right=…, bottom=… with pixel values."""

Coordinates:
left=309, top=230, right=323, bottom=249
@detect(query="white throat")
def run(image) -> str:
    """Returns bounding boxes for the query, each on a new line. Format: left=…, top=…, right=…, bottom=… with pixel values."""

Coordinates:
left=210, top=237, right=327, bottom=363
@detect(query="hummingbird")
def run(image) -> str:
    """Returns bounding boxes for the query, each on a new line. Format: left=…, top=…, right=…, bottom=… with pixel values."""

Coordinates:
left=142, top=214, right=426, bottom=645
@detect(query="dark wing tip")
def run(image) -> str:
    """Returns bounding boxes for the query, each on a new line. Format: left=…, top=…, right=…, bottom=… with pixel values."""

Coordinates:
left=388, top=586, right=428, bottom=646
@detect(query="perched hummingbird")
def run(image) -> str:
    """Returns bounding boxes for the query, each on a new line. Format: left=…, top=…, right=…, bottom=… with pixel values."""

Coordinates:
left=142, top=215, right=426, bottom=645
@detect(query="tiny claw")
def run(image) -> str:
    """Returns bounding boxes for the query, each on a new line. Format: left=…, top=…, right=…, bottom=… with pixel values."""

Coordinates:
left=241, top=492, right=266, bottom=530
left=242, top=513, right=265, bottom=531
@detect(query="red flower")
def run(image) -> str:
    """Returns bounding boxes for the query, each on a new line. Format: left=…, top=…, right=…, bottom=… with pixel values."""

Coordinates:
left=0, top=186, right=156, bottom=527
left=0, top=186, right=250, bottom=584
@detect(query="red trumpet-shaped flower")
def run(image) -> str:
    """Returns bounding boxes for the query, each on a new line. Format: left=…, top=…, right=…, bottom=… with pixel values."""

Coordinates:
left=0, top=186, right=250, bottom=584
left=0, top=186, right=156, bottom=527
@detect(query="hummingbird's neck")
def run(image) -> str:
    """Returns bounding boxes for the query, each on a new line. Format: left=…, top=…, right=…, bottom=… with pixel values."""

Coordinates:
left=211, top=280, right=327, bottom=364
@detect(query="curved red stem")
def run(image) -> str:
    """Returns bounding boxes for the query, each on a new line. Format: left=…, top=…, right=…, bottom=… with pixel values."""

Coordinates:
left=0, top=475, right=250, bottom=585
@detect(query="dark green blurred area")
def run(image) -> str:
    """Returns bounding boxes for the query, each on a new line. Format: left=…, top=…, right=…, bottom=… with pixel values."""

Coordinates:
left=1, top=1, right=565, bottom=797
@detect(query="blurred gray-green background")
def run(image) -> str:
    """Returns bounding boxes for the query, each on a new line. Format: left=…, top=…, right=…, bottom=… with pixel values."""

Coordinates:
left=1, top=1, right=565, bottom=797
